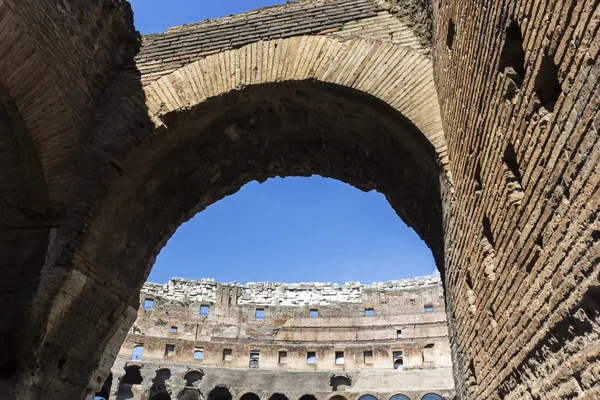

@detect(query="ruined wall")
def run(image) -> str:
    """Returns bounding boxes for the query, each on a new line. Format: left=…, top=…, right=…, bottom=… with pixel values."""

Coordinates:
left=0, top=0, right=598, bottom=398
left=433, top=0, right=600, bottom=398
left=108, top=278, right=453, bottom=400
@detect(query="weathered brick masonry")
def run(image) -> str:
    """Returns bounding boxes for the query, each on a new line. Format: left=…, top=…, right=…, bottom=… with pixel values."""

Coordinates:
left=0, top=0, right=598, bottom=399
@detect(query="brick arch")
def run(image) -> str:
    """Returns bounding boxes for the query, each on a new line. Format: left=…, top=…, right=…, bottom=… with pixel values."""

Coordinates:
left=138, top=35, right=447, bottom=166
left=53, top=56, right=451, bottom=398
left=82, top=77, right=449, bottom=290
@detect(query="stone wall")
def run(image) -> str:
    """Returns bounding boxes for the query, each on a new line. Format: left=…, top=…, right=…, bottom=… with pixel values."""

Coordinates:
left=0, top=0, right=598, bottom=398
left=433, top=0, right=600, bottom=398
left=108, top=277, right=453, bottom=399
left=141, top=275, right=443, bottom=306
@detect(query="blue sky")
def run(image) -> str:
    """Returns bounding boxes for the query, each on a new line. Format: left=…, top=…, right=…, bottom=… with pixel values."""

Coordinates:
left=130, top=2, right=437, bottom=284
left=148, top=177, right=436, bottom=284
left=130, top=0, right=292, bottom=34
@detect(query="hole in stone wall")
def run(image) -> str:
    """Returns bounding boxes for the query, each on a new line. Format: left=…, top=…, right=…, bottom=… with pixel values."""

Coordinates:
left=482, top=216, right=496, bottom=282
left=592, top=230, right=600, bottom=242
left=122, top=366, right=144, bottom=385
left=185, top=370, right=203, bottom=387
left=331, top=375, right=352, bottom=391
left=482, top=217, right=494, bottom=248
left=499, top=19, right=526, bottom=100
left=469, top=359, right=477, bottom=383
left=503, top=143, right=524, bottom=206
left=465, top=270, right=473, bottom=290
left=446, top=19, right=455, bottom=49
left=582, top=286, right=600, bottom=321
left=269, top=393, right=289, bottom=400
left=474, top=160, right=482, bottom=193
left=533, top=54, right=561, bottom=112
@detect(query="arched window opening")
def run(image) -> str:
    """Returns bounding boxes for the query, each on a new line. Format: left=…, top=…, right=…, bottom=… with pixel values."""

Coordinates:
left=193, top=348, right=204, bottom=360
left=299, top=396, right=317, bottom=400
left=249, top=351, right=260, bottom=369
left=393, top=351, right=403, bottom=370
left=184, top=370, right=203, bottom=387
left=269, top=394, right=288, bottom=400
left=359, top=395, right=378, bottom=400
left=390, top=395, right=411, bottom=400
left=423, top=343, right=435, bottom=364
left=152, top=368, right=171, bottom=393
left=241, top=393, right=261, bottom=400
left=132, top=344, right=143, bottom=361
left=421, top=394, right=444, bottom=400
left=329, top=396, right=347, bottom=400
left=208, top=387, right=233, bottom=400
left=331, top=375, right=351, bottom=391
left=121, top=366, right=143, bottom=385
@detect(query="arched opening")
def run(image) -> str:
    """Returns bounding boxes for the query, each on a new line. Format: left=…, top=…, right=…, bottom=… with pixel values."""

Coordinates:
left=331, top=375, right=351, bottom=391
left=359, top=395, right=378, bottom=400
left=150, top=368, right=171, bottom=398
left=117, top=366, right=143, bottom=399
left=241, top=393, right=261, bottom=400
left=208, top=387, right=233, bottom=400
left=121, top=366, right=143, bottom=385
left=269, top=394, right=288, bottom=400
left=299, top=396, right=317, bottom=400
left=329, top=396, right=347, bottom=400
left=421, top=394, right=443, bottom=400
left=390, top=395, right=410, bottom=400
left=83, top=80, right=449, bottom=396
left=85, top=80, right=447, bottom=298
left=184, top=370, right=203, bottom=387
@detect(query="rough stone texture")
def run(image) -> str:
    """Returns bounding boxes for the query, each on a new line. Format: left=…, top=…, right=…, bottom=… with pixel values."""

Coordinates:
left=0, top=0, right=599, bottom=398
left=107, top=278, right=453, bottom=399
left=141, top=276, right=443, bottom=306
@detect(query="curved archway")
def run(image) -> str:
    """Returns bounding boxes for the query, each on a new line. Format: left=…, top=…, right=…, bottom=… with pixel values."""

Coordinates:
left=241, top=393, right=261, bottom=400
left=328, top=396, right=347, bottom=400
left=269, top=394, right=289, bottom=400
left=331, top=375, right=352, bottom=391
left=209, top=387, right=233, bottom=400
left=84, top=79, right=448, bottom=297
left=299, top=396, right=317, bottom=400
left=358, top=395, right=378, bottom=400
left=421, top=395, right=443, bottom=400
left=390, top=395, right=411, bottom=400
left=74, top=50, right=450, bottom=391
left=121, top=366, right=143, bottom=385
left=184, top=370, right=203, bottom=387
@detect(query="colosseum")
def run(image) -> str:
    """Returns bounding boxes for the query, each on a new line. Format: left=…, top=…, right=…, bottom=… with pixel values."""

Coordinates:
left=0, top=0, right=599, bottom=398
left=105, top=276, right=453, bottom=400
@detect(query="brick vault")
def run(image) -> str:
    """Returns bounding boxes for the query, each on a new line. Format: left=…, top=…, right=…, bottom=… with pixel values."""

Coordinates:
left=0, top=0, right=598, bottom=399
